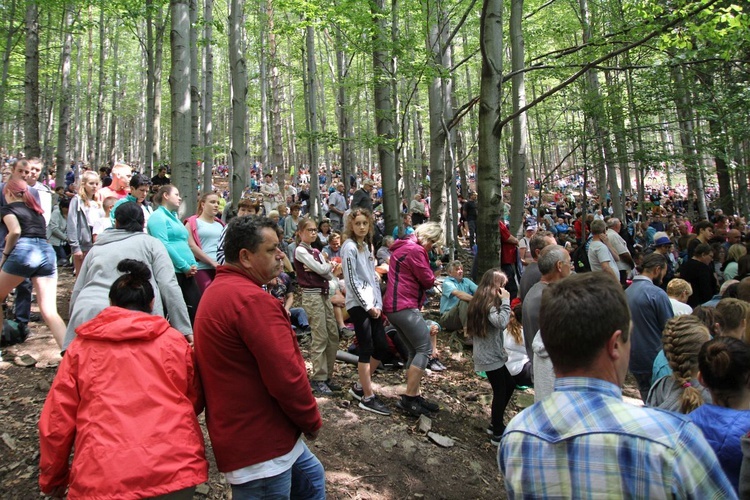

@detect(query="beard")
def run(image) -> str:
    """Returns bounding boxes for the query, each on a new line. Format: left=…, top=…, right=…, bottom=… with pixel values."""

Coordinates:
left=652, top=274, right=663, bottom=287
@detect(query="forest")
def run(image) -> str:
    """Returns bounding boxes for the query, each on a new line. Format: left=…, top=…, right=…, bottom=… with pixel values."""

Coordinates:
left=0, top=0, right=748, bottom=275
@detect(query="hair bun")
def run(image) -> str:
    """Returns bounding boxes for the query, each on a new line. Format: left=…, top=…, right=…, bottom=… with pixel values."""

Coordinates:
left=116, top=259, right=152, bottom=283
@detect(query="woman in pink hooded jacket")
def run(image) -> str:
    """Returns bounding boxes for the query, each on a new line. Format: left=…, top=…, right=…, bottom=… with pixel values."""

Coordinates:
left=383, top=222, right=444, bottom=417
left=39, top=259, right=207, bottom=499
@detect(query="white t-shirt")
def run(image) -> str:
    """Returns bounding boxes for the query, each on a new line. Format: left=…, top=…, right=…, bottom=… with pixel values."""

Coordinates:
left=606, top=228, right=632, bottom=272
left=670, top=298, right=693, bottom=316
left=224, top=436, right=305, bottom=485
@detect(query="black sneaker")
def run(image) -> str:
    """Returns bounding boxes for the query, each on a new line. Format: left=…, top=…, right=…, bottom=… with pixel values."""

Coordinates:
left=325, top=379, right=342, bottom=392
left=396, top=396, right=431, bottom=417
left=359, top=395, right=391, bottom=416
left=415, top=395, right=440, bottom=413
left=490, top=434, right=503, bottom=446
left=311, top=380, right=333, bottom=396
left=349, top=383, right=364, bottom=401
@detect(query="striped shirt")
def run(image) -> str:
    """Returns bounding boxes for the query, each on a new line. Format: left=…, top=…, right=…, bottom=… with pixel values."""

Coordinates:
left=500, top=377, right=735, bottom=499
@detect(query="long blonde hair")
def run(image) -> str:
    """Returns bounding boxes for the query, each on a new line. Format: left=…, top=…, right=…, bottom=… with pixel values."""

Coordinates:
left=662, top=315, right=710, bottom=413
left=78, top=171, right=101, bottom=207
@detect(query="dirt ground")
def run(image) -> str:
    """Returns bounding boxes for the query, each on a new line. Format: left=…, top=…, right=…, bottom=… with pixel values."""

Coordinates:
left=0, top=254, right=521, bottom=500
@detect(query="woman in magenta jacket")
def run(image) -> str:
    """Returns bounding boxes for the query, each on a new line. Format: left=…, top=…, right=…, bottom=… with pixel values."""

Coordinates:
left=39, top=259, right=207, bottom=499
left=383, top=222, right=444, bottom=417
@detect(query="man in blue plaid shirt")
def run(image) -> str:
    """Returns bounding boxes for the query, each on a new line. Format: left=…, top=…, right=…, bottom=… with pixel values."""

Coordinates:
left=499, top=273, right=735, bottom=498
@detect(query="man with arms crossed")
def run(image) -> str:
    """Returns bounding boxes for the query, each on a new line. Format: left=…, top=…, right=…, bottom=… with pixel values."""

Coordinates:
left=194, top=216, right=325, bottom=499
left=500, top=273, right=733, bottom=498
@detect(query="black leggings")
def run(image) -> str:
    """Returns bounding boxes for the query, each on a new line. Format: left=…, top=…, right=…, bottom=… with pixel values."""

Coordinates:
left=348, top=306, right=388, bottom=363
left=486, top=365, right=515, bottom=435
left=176, top=273, right=202, bottom=326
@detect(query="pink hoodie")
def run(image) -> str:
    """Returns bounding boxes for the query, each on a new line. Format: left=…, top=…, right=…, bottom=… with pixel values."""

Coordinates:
left=383, top=236, right=435, bottom=313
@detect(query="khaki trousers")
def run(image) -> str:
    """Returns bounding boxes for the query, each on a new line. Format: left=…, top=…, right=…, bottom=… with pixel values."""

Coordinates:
left=302, top=293, right=339, bottom=381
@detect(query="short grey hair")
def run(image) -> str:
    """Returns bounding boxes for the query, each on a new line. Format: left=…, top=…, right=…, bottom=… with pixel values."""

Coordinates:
left=446, top=260, right=463, bottom=273
left=606, top=218, right=621, bottom=228
left=590, top=219, right=607, bottom=235
left=538, top=245, right=569, bottom=275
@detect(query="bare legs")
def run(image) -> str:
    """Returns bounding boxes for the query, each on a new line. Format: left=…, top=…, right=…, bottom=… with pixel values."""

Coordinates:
left=0, top=271, right=66, bottom=348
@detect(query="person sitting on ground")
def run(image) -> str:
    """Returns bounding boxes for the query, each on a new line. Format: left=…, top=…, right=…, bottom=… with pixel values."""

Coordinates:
left=690, top=336, right=750, bottom=494
left=667, top=278, right=694, bottom=316
left=376, top=235, right=394, bottom=266
left=499, top=272, right=734, bottom=498
left=715, top=298, right=750, bottom=341
left=267, top=271, right=311, bottom=339
left=439, top=260, right=477, bottom=338
left=646, top=315, right=712, bottom=413
left=39, top=259, right=207, bottom=499
left=322, top=231, right=342, bottom=260
left=468, top=268, right=512, bottom=445
left=424, top=319, right=447, bottom=371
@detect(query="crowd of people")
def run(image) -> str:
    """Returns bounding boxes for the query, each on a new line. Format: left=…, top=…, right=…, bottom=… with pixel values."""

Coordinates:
left=2, top=150, right=750, bottom=497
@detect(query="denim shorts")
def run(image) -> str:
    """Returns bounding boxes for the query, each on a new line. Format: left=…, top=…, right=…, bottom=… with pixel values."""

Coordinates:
left=2, top=237, right=57, bottom=278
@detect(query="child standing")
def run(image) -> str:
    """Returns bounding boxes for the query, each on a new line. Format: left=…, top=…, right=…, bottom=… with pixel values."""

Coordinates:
left=467, top=268, right=512, bottom=446
left=295, top=216, right=342, bottom=396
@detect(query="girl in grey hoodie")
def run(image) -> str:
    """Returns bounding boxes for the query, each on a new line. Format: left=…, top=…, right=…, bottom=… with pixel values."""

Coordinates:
left=468, top=268, right=511, bottom=445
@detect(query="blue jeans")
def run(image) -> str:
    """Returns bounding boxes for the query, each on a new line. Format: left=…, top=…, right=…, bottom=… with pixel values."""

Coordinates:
left=290, top=307, right=309, bottom=331
left=231, top=443, right=326, bottom=500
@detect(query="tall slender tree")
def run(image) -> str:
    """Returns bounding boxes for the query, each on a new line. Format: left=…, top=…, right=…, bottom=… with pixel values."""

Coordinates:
left=24, top=0, right=40, bottom=158
left=55, top=3, right=73, bottom=187
left=171, top=0, right=195, bottom=215
left=228, top=0, right=247, bottom=207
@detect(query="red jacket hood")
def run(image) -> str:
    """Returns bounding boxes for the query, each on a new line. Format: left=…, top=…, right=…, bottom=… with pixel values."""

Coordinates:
left=75, top=306, right=171, bottom=342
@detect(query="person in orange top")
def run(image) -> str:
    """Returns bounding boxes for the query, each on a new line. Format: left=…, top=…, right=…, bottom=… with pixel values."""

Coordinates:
left=38, top=259, right=207, bottom=499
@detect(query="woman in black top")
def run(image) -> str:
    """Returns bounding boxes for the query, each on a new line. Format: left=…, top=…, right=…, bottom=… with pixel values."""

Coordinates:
left=0, top=179, right=67, bottom=347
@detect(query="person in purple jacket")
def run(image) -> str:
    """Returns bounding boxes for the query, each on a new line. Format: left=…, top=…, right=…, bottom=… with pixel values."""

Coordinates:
left=383, top=222, right=444, bottom=417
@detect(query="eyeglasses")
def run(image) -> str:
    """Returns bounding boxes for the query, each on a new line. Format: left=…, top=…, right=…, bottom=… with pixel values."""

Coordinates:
left=304, top=228, right=318, bottom=233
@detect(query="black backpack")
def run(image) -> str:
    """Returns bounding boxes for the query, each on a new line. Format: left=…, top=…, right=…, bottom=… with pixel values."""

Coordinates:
left=572, top=238, right=592, bottom=273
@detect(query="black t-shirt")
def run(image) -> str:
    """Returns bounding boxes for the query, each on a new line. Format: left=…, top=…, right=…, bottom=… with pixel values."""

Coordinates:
left=0, top=202, right=47, bottom=239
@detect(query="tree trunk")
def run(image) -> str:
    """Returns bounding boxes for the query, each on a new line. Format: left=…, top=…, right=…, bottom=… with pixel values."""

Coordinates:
left=268, top=0, right=283, bottom=175
left=190, top=0, right=200, bottom=190
left=671, top=65, right=707, bottom=220
left=605, top=69, right=631, bottom=196
left=145, top=0, right=156, bottom=173
left=94, top=4, right=105, bottom=168
left=228, top=0, right=247, bottom=208
left=24, top=0, right=40, bottom=158
left=55, top=3, right=73, bottom=187
left=305, top=25, right=320, bottom=218
left=258, top=0, right=269, bottom=170
left=153, top=4, right=165, bottom=167
left=509, top=0, right=527, bottom=235
left=476, top=0, right=503, bottom=277
left=171, top=0, right=194, bottom=216
left=202, top=0, right=214, bottom=192
left=335, top=26, right=353, bottom=190
left=0, top=0, right=19, bottom=142
left=426, top=3, right=447, bottom=226
left=371, top=0, right=398, bottom=235
left=108, top=28, right=119, bottom=165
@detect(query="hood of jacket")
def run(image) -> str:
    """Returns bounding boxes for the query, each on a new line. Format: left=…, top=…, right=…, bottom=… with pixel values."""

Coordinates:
left=76, top=306, right=171, bottom=342
left=389, top=235, right=418, bottom=255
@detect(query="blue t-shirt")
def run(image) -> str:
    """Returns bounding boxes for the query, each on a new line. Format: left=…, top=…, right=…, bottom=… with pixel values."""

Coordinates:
left=440, top=276, right=478, bottom=315
left=196, top=218, right=224, bottom=270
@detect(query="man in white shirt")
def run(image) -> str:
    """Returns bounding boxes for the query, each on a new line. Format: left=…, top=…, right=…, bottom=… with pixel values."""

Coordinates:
left=587, top=219, right=619, bottom=281
left=605, top=218, right=634, bottom=286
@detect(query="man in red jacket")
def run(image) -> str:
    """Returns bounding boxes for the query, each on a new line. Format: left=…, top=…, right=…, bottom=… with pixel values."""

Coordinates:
left=194, top=216, right=325, bottom=499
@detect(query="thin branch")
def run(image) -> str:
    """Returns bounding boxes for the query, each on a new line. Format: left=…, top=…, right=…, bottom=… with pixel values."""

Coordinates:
left=495, top=0, right=723, bottom=132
